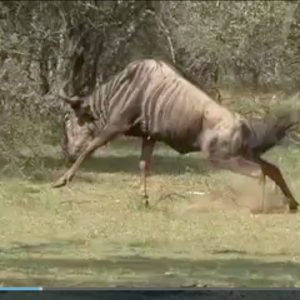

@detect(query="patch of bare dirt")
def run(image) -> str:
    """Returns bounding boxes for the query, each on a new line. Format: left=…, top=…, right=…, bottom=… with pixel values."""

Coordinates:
left=186, top=196, right=232, bottom=213
left=186, top=174, right=289, bottom=215
left=225, top=175, right=288, bottom=214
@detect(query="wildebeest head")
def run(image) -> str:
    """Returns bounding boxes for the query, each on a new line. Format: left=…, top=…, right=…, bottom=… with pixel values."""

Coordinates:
left=60, top=89, right=96, bottom=163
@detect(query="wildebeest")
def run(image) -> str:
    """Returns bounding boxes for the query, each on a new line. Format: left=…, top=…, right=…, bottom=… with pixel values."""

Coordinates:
left=53, top=59, right=299, bottom=212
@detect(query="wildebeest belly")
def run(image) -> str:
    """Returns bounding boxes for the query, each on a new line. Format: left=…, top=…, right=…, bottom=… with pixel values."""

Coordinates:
left=123, top=118, right=201, bottom=154
left=150, top=118, right=202, bottom=154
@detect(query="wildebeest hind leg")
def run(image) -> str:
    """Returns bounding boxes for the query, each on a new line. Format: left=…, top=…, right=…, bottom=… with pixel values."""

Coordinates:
left=139, top=137, right=155, bottom=207
left=210, top=156, right=299, bottom=213
left=53, top=125, right=120, bottom=188
left=259, top=174, right=266, bottom=212
left=255, top=157, right=299, bottom=212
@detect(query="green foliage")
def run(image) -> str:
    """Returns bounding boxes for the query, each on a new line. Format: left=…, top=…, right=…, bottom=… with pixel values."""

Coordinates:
left=167, top=1, right=300, bottom=89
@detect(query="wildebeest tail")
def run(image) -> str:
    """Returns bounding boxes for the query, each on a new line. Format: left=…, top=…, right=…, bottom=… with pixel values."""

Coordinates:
left=247, top=112, right=299, bottom=156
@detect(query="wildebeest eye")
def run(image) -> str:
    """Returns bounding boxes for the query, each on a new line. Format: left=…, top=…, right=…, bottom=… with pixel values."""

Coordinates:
left=70, top=101, right=82, bottom=110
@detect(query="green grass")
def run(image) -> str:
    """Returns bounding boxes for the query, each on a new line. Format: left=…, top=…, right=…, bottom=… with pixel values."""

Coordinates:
left=0, top=138, right=300, bottom=288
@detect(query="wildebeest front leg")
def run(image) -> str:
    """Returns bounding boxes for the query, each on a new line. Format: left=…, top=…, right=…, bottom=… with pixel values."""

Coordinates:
left=53, top=126, right=120, bottom=188
left=139, top=137, right=155, bottom=207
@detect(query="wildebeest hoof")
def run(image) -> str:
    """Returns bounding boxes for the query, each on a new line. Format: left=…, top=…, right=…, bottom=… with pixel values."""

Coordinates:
left=140, top=193, right=149, bottom=207
left=52, top=177, right=67, bottom=188
left=144, top=198, right=150, bottom=208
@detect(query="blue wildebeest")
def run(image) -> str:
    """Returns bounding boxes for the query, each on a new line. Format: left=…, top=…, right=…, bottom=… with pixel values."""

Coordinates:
left=53, top=59, right=299, bottom=212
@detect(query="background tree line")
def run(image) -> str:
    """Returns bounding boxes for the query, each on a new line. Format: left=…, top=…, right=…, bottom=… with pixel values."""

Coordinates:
left=0, top=1, right=299, bottom=171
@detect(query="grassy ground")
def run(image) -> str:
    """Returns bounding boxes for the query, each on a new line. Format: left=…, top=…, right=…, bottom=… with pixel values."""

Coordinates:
left=0, top=137, right=300, bottom=288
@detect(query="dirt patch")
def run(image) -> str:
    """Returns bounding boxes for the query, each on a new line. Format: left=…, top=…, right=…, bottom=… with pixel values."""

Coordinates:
left=225, top=175, right=288, bottom=214
left=186, top=196, right=233, bottom=213
left=185, top=174, right=288, bottom=214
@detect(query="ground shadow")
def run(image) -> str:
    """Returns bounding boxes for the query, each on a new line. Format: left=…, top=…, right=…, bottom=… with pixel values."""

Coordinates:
left=0, top=137, right=295, bottom=183
left=0, top=239, right=86, bottom=256
left=50, top=154, right=211, bottom=175
left=0, top=241, right=299, bottom=287
left=0, top=153, right=213, bottom=183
